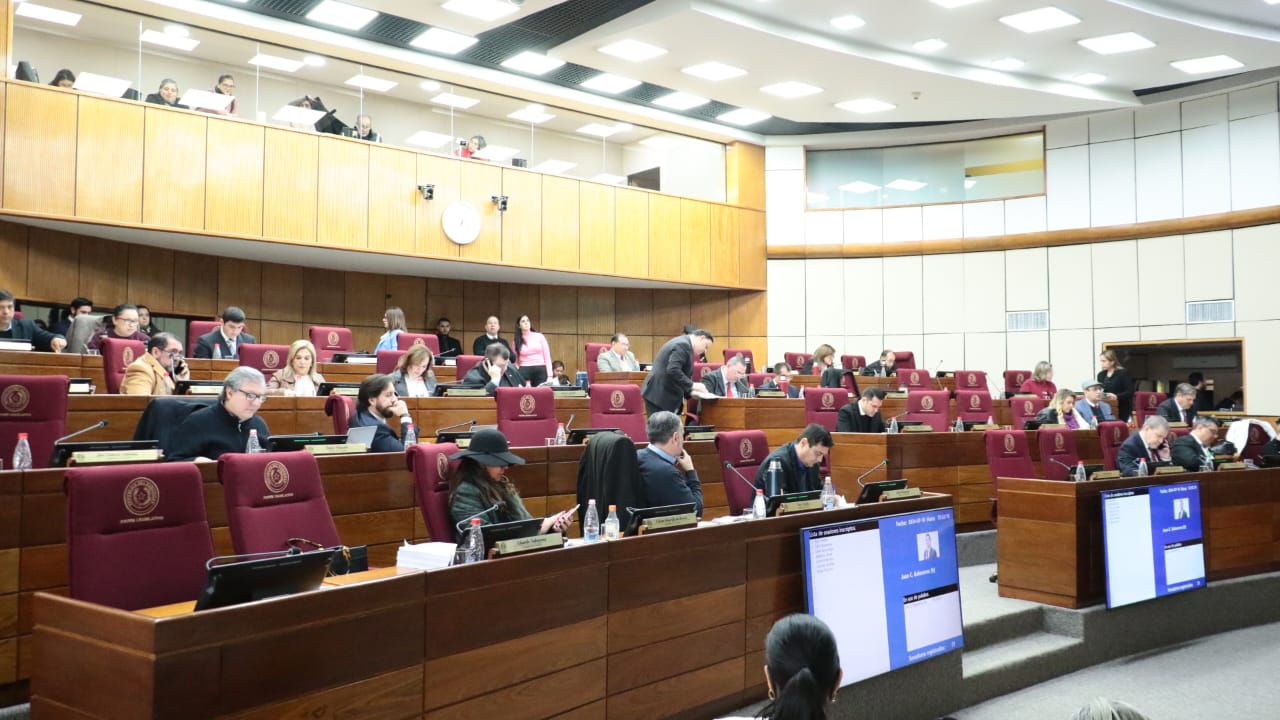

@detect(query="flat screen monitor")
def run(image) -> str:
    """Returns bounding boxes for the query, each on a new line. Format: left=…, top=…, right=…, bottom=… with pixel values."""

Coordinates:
left=174, top=380, right=224, bottom=395
left=1100, top=480, right=1205, bottom=609
left=766, top=489, right=822, bottom=516
left=194, top=548, right=334, bottom=611
left=567, top=427, right=619, bottom=444
left=800, top=507, right=963, bottom=686
left=316, top=382, right=360, bottom=397
left=856, top=479, right=908, bottom=505
left=624, top=502, right=697, bottom=535
left=477, top=517, right=546, bottom=555
left=433, top=383, right=485, bottom=397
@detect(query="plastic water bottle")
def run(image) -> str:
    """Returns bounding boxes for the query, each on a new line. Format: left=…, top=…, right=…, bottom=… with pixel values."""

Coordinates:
left=877, top=365, right=886, bottom=378
left=746, top=384, right=756, bottom=399
left=954, top=417, right=965, bottom=433
left=1137, top=458, right=1149, bottom=477
left=555, top=423, right=567, bottom=446
left=603, top=505, right=620, bottom=540
left=821, top=475, right=836, bottom=510
left=987, top=416, right=994, bottom=426
left=11, top=433, right=32, bottom=471
left=402, top=421, right=418, bottom=447
left=245, top=429, right=264, bottom=453
left=1074, top=461, right=1087, bottom=482
left=888, top=417, right=899, bottom=434
left=465, top=518, right=485, bottom=563
left=212, top=344, right=223, bottom=360
left=583, top=500, right=600, bottom=543
left=752, top=489, right=767, bottom=520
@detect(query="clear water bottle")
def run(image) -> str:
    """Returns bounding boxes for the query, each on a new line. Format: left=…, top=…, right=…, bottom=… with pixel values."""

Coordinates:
left=1137, top=458, right=1149, bottom=477
left=821, top=475, right=836, bottom=510
left=1201, top=453, right=1214, bottom=473
left=212, top=343, right=223, bottom=360
left=555, top=423, right=567, bottom=446
left=603, top=505, right=620, bottom=540
left=953, top=417, right=965, bottom=433
left=245, top=428, right=264, bottom=453
left=465, top=518, right=485, bottom=563
left=752, top=488, right=767, bottom=519
left=402, top=421, right=417, bottom=447
left=888, top=417, right=899, bottom=434
left=1074, top=461, right=1087, bottom=482
left=987, top=416, right=994, bottom=426
left=877, top=365, right=886, bottom=378
left=746, top=384, right=756, bottom=399
left=11, top=432, right=32, bottom=471
left=583, top=499, right=600, bottom=543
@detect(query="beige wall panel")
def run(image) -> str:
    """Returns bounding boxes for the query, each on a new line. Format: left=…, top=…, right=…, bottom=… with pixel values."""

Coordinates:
left=255, top=320, right=304, bottom=347
left=649, top=194, right=683, bottom=282
left=501, top=168, right=542, bottom=267
left=542, top=175, right=580, bottom=270
left=24, top=229, right=77, bottom=303
left=726, top=142, right=765, bottom=211
left=540, top=287, right=578, bottom=336
left=75, top=97, right=142, bottom=223
left=459, top=163, right=502, bottom=262
left=0, top=223, right=28, bottom=296
left=142, top=109, right=206, bottom=229
left=4, top=85, right=74, bottom=214
left=738, top=209, right=766, bottom=289
left=729, top=291, right=767, bottom=338
left=415, top=154, right=461, bottom=258
left=579, top=183, right=615, bottom=274
left=262, top=128, right=318, bottom=243
left=680, top=200, right=712, bottom=284
left=304, top=269, right=346, bottom=326
left=78, top=237, right=129, bottom=307
left=260, top=263, right=304, bottom=323
left=126, top=245, right=174, bottom=312
left=205, top=120, right=264, bottom=236
left=217, top=257, right=261, bottom=320
left=709, top=204, right=739, bottom=287
left=615, top=289, right=654, bottom=337
left=344, top=272, right=387, bottom=328
left=689, top=291, right=729, bottom=339
left=368, top=145, right=416, bottom=254
left=317, top=139, right=369, bottom=248
left=615, top=191, right=649, bottom=278
left=385, top=276, right=427, bottom=330
left=577, top=288, right=615, bottom=336
left=501, top=285, right=541, bottom=329
left=652, top=290, right=691, bottom=336
left=172, top=251, right=218, bottom=316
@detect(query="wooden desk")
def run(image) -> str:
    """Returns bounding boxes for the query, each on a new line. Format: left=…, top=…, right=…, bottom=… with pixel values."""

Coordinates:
left=790, top=374, right=958, bottom=394
left=996, top=467, right=1280, bottom=608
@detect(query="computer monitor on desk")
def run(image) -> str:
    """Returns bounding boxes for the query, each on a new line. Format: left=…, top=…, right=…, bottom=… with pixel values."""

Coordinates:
left=856, top=479, right=908, bottom=505
left=624, top=502, right=697, bottom=535
left=175, top=380, right=224, bottom=396
left=193, top=548, right=334, bottom=611
left=317, top=382, right=360, bottom=397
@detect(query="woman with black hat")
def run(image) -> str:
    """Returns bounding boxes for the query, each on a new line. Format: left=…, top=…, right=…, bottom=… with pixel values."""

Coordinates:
left=448, top=429, right=574, bottom=537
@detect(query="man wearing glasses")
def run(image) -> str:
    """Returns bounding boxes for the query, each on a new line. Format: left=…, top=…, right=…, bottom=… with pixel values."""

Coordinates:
left=121, top=332, right=189, bottom=395
left=168, top=366, right=271, bottom=461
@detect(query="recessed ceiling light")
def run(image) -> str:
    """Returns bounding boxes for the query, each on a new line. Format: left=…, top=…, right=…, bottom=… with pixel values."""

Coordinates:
left=717, top=108, right=772, bottom=125
left=653, top=92, right=709, bottom=110
left=72, top=73, right=132, bottom=97
left=405, top=131, right=454, bottom=149
left=430, top=92, right=479, bottom=108
left=989, top=57, right=1025, bottom=71
left=1170, top=55, right=1244, bottom=74
left=836, top=98, right=896, bottom=113
left=141, top=29, right=199, bottom=51
left=887, top=179, right=927, bottom=191
left=442, top=0, right=518, bottom=22
left=807, top=192, right=829, bottom=204
left=163, top=25, right=189, bottom=37
left=761, top=81, right=823, bottom=98
left=1078, top=32, right=1155, bottom=55
left=682, top=61, right=747, bottom=81
left=999, top=6, right=1080, bottom=33
left=830, top=14, right=865, bottom=30
left=345, top=74, right=397, bottom=92
left=501, top=51, right=565, bottom=75
left=15, top=3, right=81, bottom=26
left=598, top=39, right=667, bottom=62
left=302, top=55, right=325, bottom=67
left=508, top=104, right=555, bottom=124
left=411, top=27, right=478, bottom=55
left=640, top=136, right=677, bottom=148
left=420, top=80, right=441, bottom=91
left=913, top=38, right=947, bottom=52
left=614, top=122, right=633, bottom=132
left=1073, top=72, right=1106, bottom=84
left=580, top=73, right=641, bottom=93
left=250, top=53, right=304, bottom=73
left=533, top=159, right=576, bottom=175
left=304, top=0, right=377, bottom=30
left=964, top=179, right=977, bottom=189
left=930, top=0, right=984, bottom=7
left=593, top=174, right=626, bottom=185
left=578, top=123, right=620, bottom=138
left=839, top=181, right=881, bottom=193
left=474, top=145, right=519, bottom=162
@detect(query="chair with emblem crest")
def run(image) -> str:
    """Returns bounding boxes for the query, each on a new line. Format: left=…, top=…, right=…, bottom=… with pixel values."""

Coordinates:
left=308, top=326, right=353, bottom=363
left=715, top=430, right=769, bottom=516
left=1241, top=422, right=1271, bottom=462
left=66, top=462, right=215, bottom=609
left=376, top=349, right=406, bottom=375
left=903, top=390, right=951, bottom=432
left=692, top=362, right=722, bottom=383
left=217, top=451, right=341, bottom=554
left=101, top=337, right=146, bottom=394
left=588, top=384, right=646, bottom=442
left=985, top=429, right=1038, bottom=482
left=0, top=374, right=67, bottom=469
left=783, top=352, right=812, bottom=371
left=325, top=394, right=356, bottom=435
left=892, top=351, right=916, bottom=370
left=407, top=442, right=460, bottom=542
left=955, top=390, right=993, bottom=423
left=804, top=388, right=847, bottom=431
left=1133, top=391, right=1166, bottom=426
left=954, top=370, right=988, bottom=393
left=722, top=348, right=755, bottom=372
left=841, top=355, right=866, bottom=372
left=1010, top=395, right=1046, bottom=430
left=1003, top=370, right=1031, bottom=399
left=585, top=342, right=610, bottom=384
left=455, top=354, right=483, bottom=382
left=237, top=343, right=292, bottom=377
left=396, top=333, right=440, bottom=355
left=495, top=386, right=557, bottom=447
left=1097, top=421, right=1130, bottom=471
left=1037, top=427, right=1081, bottom=480
left=898, top=368, right=933, bottom=391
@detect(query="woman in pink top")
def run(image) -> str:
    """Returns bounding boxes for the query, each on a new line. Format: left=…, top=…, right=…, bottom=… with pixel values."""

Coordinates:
left=513, top=314, right=554, bottom=386
left=1018, top=360, right=1057, bottom=400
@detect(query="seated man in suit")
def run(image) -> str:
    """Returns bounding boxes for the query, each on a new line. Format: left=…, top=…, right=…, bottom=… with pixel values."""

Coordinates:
left=433, top=316, right=463, bottom=360
left=1171, top=416, right=1220, bottom=472
left=193, top=306, right=256, bottom=359
left=167, top=367, right=271, bottom=461
left=597, top=333, right=641, bottom=372
left=759, top=362, right=800, bottom=398
left=1157, top=383, right=1198, bottom=425
left=471, top=315, right=511, bottom=356
left=836, top=388, right=887, bottom=433
left=460, top=343, right=525, bottom=395
left=702, top=353, right=749, bottom=397
left=754, top=424, right=833, bottom=495
left=1074, top=379, right=1114, bottom=428
left=121, top=333, right=190, bottom=395
left=636, top=411, right=703, bottom=516
left=1116, top=416, right=1170, bottom=477
left=861, top=349, right=896, bottom=377
left=349, top=373, right=415, bottom=453
left=0, top=288, right=67, bottom=352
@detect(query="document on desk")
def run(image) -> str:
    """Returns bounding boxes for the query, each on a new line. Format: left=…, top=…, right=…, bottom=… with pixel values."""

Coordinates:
left=396, top=541, right=455, bottom=570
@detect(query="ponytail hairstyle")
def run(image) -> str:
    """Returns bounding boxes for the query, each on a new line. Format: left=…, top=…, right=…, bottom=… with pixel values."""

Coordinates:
left=760, top=614, right=841, bottom=720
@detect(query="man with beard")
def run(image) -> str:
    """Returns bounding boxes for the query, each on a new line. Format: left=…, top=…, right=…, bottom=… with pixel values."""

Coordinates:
left=350, top=373, right=416, bottom=452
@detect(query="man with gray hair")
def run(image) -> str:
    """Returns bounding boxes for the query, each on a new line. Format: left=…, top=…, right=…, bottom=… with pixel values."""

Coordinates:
left=1157, top=382, right=1198, bottom=425
left=636, top=411, right=703, bottom=516
left=701, top=353, right=750, bottom=398
left=347, top=114, right=382, bottom=143
left=168, top=366, right=271, bottom=461
left=1171, top=416, right=1220, bottom=472
left=1117, top=415, right=1169, bottom=477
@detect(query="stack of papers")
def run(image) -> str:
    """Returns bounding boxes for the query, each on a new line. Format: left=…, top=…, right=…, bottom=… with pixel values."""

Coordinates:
left=396, top=541, right=456, bottom=570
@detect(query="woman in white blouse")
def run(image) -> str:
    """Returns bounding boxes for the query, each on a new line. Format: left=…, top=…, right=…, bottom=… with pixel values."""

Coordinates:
left=391, top=344, right=437, bottom=398
left=267, top=340, right=326, bottom=396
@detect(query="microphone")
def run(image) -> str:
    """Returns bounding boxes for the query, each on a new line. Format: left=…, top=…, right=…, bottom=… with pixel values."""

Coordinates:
left=855, top=459, right=889, bottom=487
left=436, top=347, right=458, bottom=358
left=53, top=420, right=108, bottom=445
left=435, top=419, right=475, bottom=435
left=1047, top=457, right=1076, bottom=476
left=723, top=461, right=759, bottom=495
left=455, top=503, right=500, bottom=532
left=931, top=361, right=944, bottom=390
left=564, top=414, right=576, bottom=433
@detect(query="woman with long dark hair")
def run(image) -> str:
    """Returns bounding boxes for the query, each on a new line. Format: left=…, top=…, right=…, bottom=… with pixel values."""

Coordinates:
left=722, top=614, right=843, bottom=720
left=512, top=314, right=553, bottom=386
left=447, top=429, right=573, bottom=539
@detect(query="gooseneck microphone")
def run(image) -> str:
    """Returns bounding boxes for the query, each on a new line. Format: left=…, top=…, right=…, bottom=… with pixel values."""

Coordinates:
left=723, top=462, right=759, bottom=495
left=563, top=414, right=576, bottom=434
left=855, top=459, right=890, bottom=487
left=53, top=420, right=108, bottom=445
left=435, top=419, right=476, bottom=435
left=455, top=503, right=501, bottom=532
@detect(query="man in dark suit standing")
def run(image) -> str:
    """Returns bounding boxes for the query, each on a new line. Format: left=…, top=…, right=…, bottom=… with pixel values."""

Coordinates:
left=1157, top=383, right=1198, bottom=425
left=701, top=354, right=749, bottom=397
left=193, top=306, right=256, bottom=359
left=636, top=411, right=703, bottom=516
left=1171, top=416, right=1219, bottom=472
left=1117, top=416, right=1170, bottom=476
left=836, top=388, right=887, bottom=433
left=641, top=329, right=714, bottom=416
left=0, top=289, right=66, bottom=352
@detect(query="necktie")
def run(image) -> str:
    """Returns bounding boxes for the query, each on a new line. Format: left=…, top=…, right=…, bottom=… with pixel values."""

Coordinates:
left=727, top=379, right=736, bottom=398
left=1181, top=408, right=1186, bottom=423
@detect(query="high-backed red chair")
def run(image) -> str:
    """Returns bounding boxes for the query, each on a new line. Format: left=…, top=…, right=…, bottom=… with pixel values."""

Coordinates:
left=65, top=463, right=214, bottom=610
left=101, top=337, right=145, bottom=394
left=722, top=348, right=755, bottom=372
left=1241, top=423, right=1271, bottom=462
left=783, top=352, right=812, bottom=371
left=747, top=372, right=771, bottom=390
left=692, top=362, right=722, bottom=382
left=1167, top=426, right=1191, bottom=444
left=956, top=390, right=993, bottom=423
left=309, top=325, right=354, bottom=362
left=1038, top=427, right=1081, bottom=480
left=588, top=384, right=646, bottom=442
left=985, top=430, right=1038, bottom=481
left=218, top=451, right=341, bottom=554
left=325, top=394, right=355, bottom=435
left=238, top=343, right=291, bottom=377
left=1010, top=396, right=1046, bottom=429
left=397, top=333, right=440, bottom=355
left=585, top=342, right=610, bottom=383
left=954, top=370, right=988, bottom=392
left=904, top=390, right=950, bottom=432
left=455, top=354, right=483, bottom=381
left=715, top=430, right=768, bottom=516
left=187, top=320, right=218, bottom=357
left=893, top=351, right=916, bottom=370
left=898, top=368, right=933, bottom=391
left=376, top=349, right=406, bottom=375
left=407, top=442, right=460, bottom=542
left=0, top=374, right=67, bottom=469
left=1098, top=421, right=1129, bottom=470
left=1134, top=392, right=1166, bottom=425
left=804, top=388, right=847, bottom=431
left=841, top=355, right=866, bottom=372
left=1004, top=370, right=1030, bottom=398
left=495, top=386, right=557, bottom=447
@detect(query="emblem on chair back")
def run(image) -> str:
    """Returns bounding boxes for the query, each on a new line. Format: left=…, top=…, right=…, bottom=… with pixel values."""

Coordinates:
left=1016, top=373, right=1026, bottom=385
left=1248, top=425, right=1266, bottom=444
left=412, top=337, right=425, bottom=347
left=1003, top=435, right=1017, bottom=454
left=1023, top=400, right=1034, bottom=414
left=123, top=477, right=160, bottom=518
left=609, top=390, right=625, bottom=410
left=1054, top=433, right=1065, bottom=451
left=739, top=437, right=753, bottom=461
left=263, top=350, right=281, bottom=369
left=263, top=460, right=291, bottom=496
left=1112, top=427, right=1122, bottom=443
left=1148, top=395, right=1158, bottom=408
left=967, top=372, right=977, bottom=387
left=121, top=346, right=135, bottom=364
left=2, top=384, right=30, bottom=414
left=921, top=395, right=935, bottom=411
left=821, top=392, right=835, bottom=409
left=519, top=393, right=537, bottom=416
left=969, top=394, right=981, bottom=409
left=327, top=331, right=340, bottom=348
left=435, top=452, right=449, bottom=482
left=910, top=371, right=920, bottom=385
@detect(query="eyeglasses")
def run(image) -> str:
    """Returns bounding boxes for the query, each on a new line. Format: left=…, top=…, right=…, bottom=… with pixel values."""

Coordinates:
left=235, top=389, right=267, bottom=403
left=117, top=317, right=139, bottom=325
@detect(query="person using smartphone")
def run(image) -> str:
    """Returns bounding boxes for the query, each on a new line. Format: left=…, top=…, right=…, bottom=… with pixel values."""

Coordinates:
left=121, top=332, right=190, bottom=395
left=448, top=429, right=575, bottom=537
left=460, top=343, right=524, bottom=395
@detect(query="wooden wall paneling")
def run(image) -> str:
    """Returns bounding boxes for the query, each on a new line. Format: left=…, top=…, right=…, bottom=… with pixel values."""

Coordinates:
left=367, top=145, right=417, bottom=255
left=737, top=209, right=767, bottom=289
left=141, top=109, right=207, bottom=229
left=709, top=204, right=739, bottom=287
left=24, top=229, right=78, bottom=303
left=615, top=190, right=648, bottom=278
left=651, top=290, right=692, bottom=337
left=255, top=320, right=304, bottom=347
left=385, top=276, right=427, bottom=330
left=74, top=97, right=143, bottom=223
left=541, top=175, right=580, bottom=270
left=614, top=289, right=654, bottom=337
left=217, top=257, right=262, bottom=321
left=501, top=169, right=542, bottom=267
left=259, top=263, right=304, bottom=323
left=125, top=245, right=174, bottom=312
left=415, top=154, right=460, bottom=258
left=205, top=120, right=265, bottom=237
left=680, top=200, right=711, bottom=284
left=501, top=285, right=541, bottom=329
left=171, top=250, right=218, bottom=316
left=463, top=281, right=503, bottom=333
left=79, top=238, right=130, bottom=307
left=689, top=291, right=729, bottom=339
left=426, top=292, right=465, bottom=337
left=344, top=272, right=387, bottom=331
left=3, top=85, right=75, bottom=214
left=459, top=163, right=502, bottom=262
left=648, top=194, right=682, bottom=282
left=0, top=85, right=5, bottom=207
left=629, top=335, right=656, bottom=364
left=262, top=128, right=318, bottom=243
left=540, top=286, right=579, bottom=337
left=578, top=183, right=615, bottom=274
left=725, top=142, right=765, bottom=211
left=317, top=139, right=369, bottom=248
left=301, top=269, right=346, bottom=326
left=728, top=291, right=767, bottom=338
left=0, top=223, right=27, bottom=296
left=577, top=288, right=615, bottom=337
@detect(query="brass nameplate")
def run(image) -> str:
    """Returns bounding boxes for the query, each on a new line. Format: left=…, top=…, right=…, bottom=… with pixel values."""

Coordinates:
left=455, top=437, right=471, bottom=449
left=903, top=425, right=933, bottom=433
left=1167, top=422, right=1188, bottom=428
left=71, top=449, right=163, bottom=464
left=1090, top=470, right=1121, bottom=480
left=445, top=388, right=488, bottom=397
left=686, top=432, right=716, bottom=441
left=972, top=424, right=999, bottom=431
left=881, top=487, right=922, bottom=501
left=554, top=390, right=588, bottom=398
left=886, top=392, right=908, bottom=399
left=332, top=387, right=360, bottom=397
left=1154, top=465, right=1185, bottom=475
left=188, top=385, right=222, bottom=395
left=756, top=390, right=785, bottom=398
left=641, top=512, right=698, bottom=532
left=778, top=499, right=824, bottom=514
left=1217, top=462, right=1247, bottom=471
left=68, top=384, right=93, bottom=394
left=305, top=443, right=368, bottom=456
left=1038, top=423, right=1066, bottom=428
left=495, top=533, right=564, bottom=556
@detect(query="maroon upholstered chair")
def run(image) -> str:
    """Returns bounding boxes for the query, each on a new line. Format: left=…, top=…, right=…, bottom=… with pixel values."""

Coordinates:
left=455, top=354, right=483, bottom=381
left=397, top=333, right=440, bottom=355
left=376, top=349, right=406, bottom=375
left=893, top=351, right=916, bottom=370
left=588, top=384, right=646, bottom=442
left=956, top=390, right=993, bottom=423
left=495, top=386, right=557, bottom=447
left=904, top=390, right=951, bottom=432
left=65, top=462, right=214, bottom=610
left=1038, top=427, right=1081, bottom=480
left=841, top=355, right=867, bottom=372
left=715, top=430, right=768, bottom=516
left=238, top=343, right=291, bottom=377
left=898, top=368, right=933, bottom=391
left=218, top=451, right=341, bottom=554
left=1010, top=396, right=1046, bottom=430
left=187, top=320, right=218, bottom=357
left=585, top=342, right=610, bottom=384
left=747, top=372, right=771, bottom=390
left=325, top=394, right=355, bottom=435
left=985, top=430, right=1038, bottom=482
left=1097, top=421, right=1130, bottom=471
left=954, top=370, right=988, bottom=392
left=407, top=442, right=460, bottom=542
left=783, top=352, right=812, bottom=371
left=101, top=337, right=146, bottom=394
left=692, top=362, right=722, bottom=383
left=0, top=374, right=67, bottom=469
left=1133, top=392, right=1166, bottom=425
left=722, top=348, right=755, bottom=372
left=1003, top=370, right=1030, bottom=398
left=1241, top=423, right=1271, bottom=462
left=309, top=325, right=354, bottom=362
left=804, top=388, right=847, bottom=431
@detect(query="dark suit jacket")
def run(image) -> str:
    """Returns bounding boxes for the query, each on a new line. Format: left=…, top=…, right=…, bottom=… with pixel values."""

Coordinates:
left=461, top=363, right=524, bottom=395
left=435, top=334, right=463, bottom=359
left=471, top=335, right=511, bottom=356
left=0, top=318, right=63, bottom=352
left=349, top=409, right=404, bottom=453
left=701, top=369, right=748, bottom=397
left=641, top=335, right=695, bottom=413
left=836, top=402, right=885, bottom=433
left=1098, top=369, right=1135, bottom=421
left=1170, top=434, right=1213, bottom=472
left=1157, top=398, right=1197, bottom=425
left=636, top=447, right=703, bottom=516
left=861, top=361, right=896, bottom=377
left=753, top=442, right=822, bottom=494
left=1116, top=432, right=1157, bottom=477
left=193, top=329, right=258, bottom=359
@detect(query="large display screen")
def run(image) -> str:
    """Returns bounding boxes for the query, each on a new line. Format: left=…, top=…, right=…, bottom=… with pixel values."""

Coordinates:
left=800, top=508, right=964, bottom=686
left=1101, top=480, right=1205, bottom=609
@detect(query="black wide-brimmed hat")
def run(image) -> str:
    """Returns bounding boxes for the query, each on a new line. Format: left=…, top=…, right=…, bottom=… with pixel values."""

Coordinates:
left=449, top=428, right=525, bottom=467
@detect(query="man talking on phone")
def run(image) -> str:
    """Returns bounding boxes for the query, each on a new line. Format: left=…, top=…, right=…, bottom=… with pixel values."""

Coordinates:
left=121, top=332, right=190, bottom=395
left=636, top=411, right=703, bottom=516
left=460, top=343, right=525, bottom=395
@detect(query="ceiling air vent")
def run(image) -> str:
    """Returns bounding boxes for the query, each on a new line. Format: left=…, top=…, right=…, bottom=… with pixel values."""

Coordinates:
left=1006, top=310, right=1049, bottom=332
left=1186, top=300, right=1234, bottom=324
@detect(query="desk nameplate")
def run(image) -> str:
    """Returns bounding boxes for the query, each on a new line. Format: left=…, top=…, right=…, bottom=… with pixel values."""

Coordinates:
left=639, top=512, right=698, bottom=533
left=1090, top=470, right=1121, bottom=480
left=1154, top=465, right=1185, bottom=475
left=494, top=533, right=564, bottom=556
left=71, top=449, right=163, bottom=465
left=305, top=443, right=369, bottom=456
left=881, top=487, right=923, bottom=501
left=777, top=498, right=824, bottom=514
